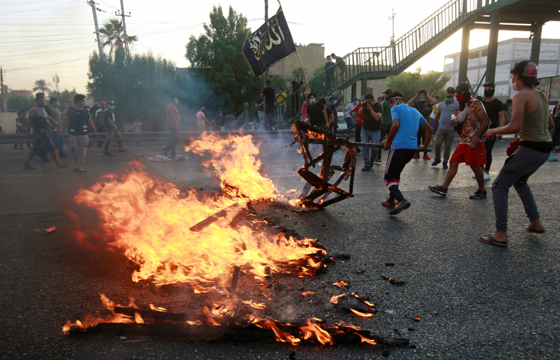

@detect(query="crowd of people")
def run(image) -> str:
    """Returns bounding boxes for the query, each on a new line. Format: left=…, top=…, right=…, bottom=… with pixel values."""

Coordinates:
left=299, top=60, right=558, bottom=246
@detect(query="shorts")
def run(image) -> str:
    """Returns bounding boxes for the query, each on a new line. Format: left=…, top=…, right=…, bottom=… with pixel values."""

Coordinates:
left=450, top=142, right=486, bottom=166
left=31, top=128, right=55, bottom=153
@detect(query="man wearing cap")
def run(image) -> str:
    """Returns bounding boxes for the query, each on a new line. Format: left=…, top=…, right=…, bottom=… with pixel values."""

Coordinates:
left=103, top=100, right=124, bottom=155
left=431, top=87, right=459, bottom=170
left=407, top=88, right=438, bottom=160
left=382, top=91, right=433, bottom=215
left=479, top=61, right=554, bottom=247
left=344, top=97, right=359, bottom=139
left=375, top=89, right=394, bottom=164
left=429, top=83, right=490, bottom=199
left=262, top=80, right=275, bottom=130
left=480, top=82, right=506, bottom=179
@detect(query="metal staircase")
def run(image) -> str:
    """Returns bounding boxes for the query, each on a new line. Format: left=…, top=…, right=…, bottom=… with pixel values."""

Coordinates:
left=281, top=0, right=521, bottom=123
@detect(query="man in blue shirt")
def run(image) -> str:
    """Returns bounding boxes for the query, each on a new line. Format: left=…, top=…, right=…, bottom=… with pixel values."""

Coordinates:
left=324, top=56, right=335, bottom=95
left=381, top=91, right=433, bottom=215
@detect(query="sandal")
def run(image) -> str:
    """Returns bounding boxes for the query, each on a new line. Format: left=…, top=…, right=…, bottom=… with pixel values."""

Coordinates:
left=479, top=234, right=508, bottom=247
left=527, top=226, right=545, bottom=234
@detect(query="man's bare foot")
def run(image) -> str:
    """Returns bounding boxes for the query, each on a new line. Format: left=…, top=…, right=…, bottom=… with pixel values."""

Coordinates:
left=57, top=163, right=69, bottom=168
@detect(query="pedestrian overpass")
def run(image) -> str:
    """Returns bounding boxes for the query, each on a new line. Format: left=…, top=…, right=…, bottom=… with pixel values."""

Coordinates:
left=281, top=0, right=560, bottom=124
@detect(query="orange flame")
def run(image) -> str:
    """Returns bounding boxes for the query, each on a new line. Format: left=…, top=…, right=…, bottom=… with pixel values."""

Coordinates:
left=349, top=309, right=375, bottom=318
left=330, top=294, right=345, bottom=304
left=255, top=320, right=302, bottom=345
left=357, top=333, right=377, bottom=345
left=333, top=280, right=349, bottom=287
left=300, top=319, right=334, bottom=345
left=301, top=291, right=315, bottom=297
left=134, top=312, right=144, bottom=324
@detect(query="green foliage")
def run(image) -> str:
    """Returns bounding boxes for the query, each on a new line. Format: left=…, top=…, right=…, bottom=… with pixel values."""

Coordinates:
left=185, top=5, right=262, bottom=112
left=313, top=64, right=324, bottom=76
left=50, top=88, right=77, bottom=107
left=32, top=79, right=52, bottom=94
left=7, top=95, right=34, bottom=111
left=87, top=51, right=176, bottom=129
left=99, top=19, right=138, bottom=58
left=386, top=68, right=452, bottom=101
left=290, top=66, right=307, bottom=80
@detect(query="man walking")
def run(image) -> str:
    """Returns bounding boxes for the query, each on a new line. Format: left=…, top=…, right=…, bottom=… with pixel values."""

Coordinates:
left=290, top=75, right=303, bottom=115
left=428, top=83, right=490, bottom=199
left=343, top=97, right=359, bottom=139
left=59, top=94, right=98, bottom=172
left=382, top=91, right=432, bottom=215
left=262, top=80, right=275, bottom=130
left=479, top=61, right=554, bottom=247
left=21, top=93, right=68, bottom=170
left=102, top=101, right=123, bottom=155
left=331, top=53, right=345, bottom=84
left=163, top=95, right=181, bottom=158
left=94, top=101, right=107, bottom=148
left=49, top=97, right=66, bottom=157
left=480, top=82, right=506, bottom=179
left=407, top=89, right=437, bottom=159
left=358, top=94, right=383, bottom=171
left=376, top=89, right=393, bottom=164
left=324, top=56, right=335, bottom=95
left=431, top=87, right=459, bottom=170
left=276, top=87, right=287, bottom=125
left=14, top=110, right=30, bottom=150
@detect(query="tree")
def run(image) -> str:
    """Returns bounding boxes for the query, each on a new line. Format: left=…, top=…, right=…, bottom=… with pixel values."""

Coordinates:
left=32, top=79, right=52, bottom=94
left=99, top=19, right=138, bottom=58
left=50, top=88, right=77, bottom=106
left=386, top=68, right=451, bottom=101
left=7, top=95, right=34, bottom=111
left=185, top=6, right=262, bottom=112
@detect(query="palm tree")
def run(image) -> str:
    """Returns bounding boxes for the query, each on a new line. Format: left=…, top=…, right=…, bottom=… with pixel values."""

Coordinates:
left=98, top=18, right=137, bottom=58
left=32, top=79, right=52, bottom=94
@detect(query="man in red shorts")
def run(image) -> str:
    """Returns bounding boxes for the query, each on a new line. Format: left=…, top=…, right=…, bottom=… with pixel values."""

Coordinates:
left=428, top=83, right=490, bottom=199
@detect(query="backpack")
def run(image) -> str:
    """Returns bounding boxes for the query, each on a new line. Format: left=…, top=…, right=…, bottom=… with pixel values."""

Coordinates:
left=96, top=109, right=105, bottom=127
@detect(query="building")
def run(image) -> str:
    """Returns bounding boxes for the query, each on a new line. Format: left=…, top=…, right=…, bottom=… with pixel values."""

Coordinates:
left=443, top=38, right=560, bottom=100
left=268, top=43, right=325, bottom=80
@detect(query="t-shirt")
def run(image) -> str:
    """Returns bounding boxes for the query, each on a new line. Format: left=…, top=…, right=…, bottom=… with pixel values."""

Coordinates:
left=352, top=104, right=364, bottom=126
left=292, top=80, right=302, bottom=92
left=344, top=102, right=356, bottom=119
left=277, top=91, right=287, bottom=107
left=459, top=98, right=486, bottom=144
left=95, top=108, right=106, bottom=127
left=255, top=97, right=264, bottom=113
left=307, top=102, right=326, bottom=128
left=66, top=107, right=91, bottom=135
left=362, top=102, right=383, bottom=132
left=328, top=98, right=341, bottom=122
left=390, top=103, right=428, bottom=150
left=166, top=103, right=180, bottom=128
left=262, top=87, right=275, bottom=107
left=31, top=104, right=49, bottom=130
left=16, top=115, right=28, bottom=130
left=196, top=111, right=205, bottom=127
left=105, top=109, right=116, bottom=128
left=482, top=98, right=504, bottom=129
left=224, top=114, right=235, bottom=129
left=324, top=61, right=335, bottom=76
left=381, top=100, right=392, bottom=125
left=412, top=99, right=433, bottom=120
left=436, top=100, right=459, bottom=131
left=131, top=122, right=142, bottom=132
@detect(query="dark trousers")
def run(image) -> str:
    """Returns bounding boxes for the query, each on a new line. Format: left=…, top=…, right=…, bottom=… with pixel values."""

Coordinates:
left=377, top=124, right=392, bottom=160
left=484, top=136, right=497, bottom=171
left=354, top=125, right=362, bottom=143
left=291, top=93, right=300, bottom=115
left=163, top=127, right=180, bottom=156
left=384, top=149, right=416, bottom=201
left=552, top=115, right=560, bottom=147
left=416, top=126, right=428, bottom=155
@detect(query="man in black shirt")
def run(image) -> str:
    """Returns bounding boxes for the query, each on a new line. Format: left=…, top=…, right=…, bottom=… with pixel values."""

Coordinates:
left=60, top=94, right=98, bottom=172
left=407, top=88, right=437, bottom=159
left=306, top=93, right=328, bottom=129
left=358, top=94, right=383, bottom=171
left=262, top=79, right=275, bottom=130
left=290, top=75, right=303, bottom=115
left=481, top=82, right=506, bottom=180
left=103, top=101, right=124, bottom=155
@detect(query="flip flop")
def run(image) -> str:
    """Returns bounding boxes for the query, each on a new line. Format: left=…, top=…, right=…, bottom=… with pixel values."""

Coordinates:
left=479, top=234, right=508, bottom=247
left=527, top=226, right=545, bottom=234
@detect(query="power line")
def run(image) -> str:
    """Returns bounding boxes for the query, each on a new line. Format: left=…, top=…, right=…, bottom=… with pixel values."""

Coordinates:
left=0, top=2, right=84, bottom=14
left=7, top=57, right=89, bottom=72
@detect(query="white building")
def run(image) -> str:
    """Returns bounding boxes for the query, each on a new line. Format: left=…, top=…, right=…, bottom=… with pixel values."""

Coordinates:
left=443, top=38, right=560, bottom=99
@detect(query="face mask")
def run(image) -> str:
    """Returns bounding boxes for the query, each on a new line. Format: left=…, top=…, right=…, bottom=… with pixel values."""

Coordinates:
left=110, top=105, right=115, bottom=110
left=510, top=77, right=519, bottom=92
left=418, top=98, right=427, bottom=102
left=353, top=101, right=358, bottom=105
left=446, top=97, right=454, bottom=102
left=83, top=101, right=87, bottom=107
left=295, top=78, right=301, bottom=83
left=56, top=102, right=60, bottom=107
left=484, top=89, right=495, bottom=98
left=309, top=98, right=316, bottom=104
left=456, top=94, right=463, bottom=103
left=174, top=99, right=179, bottom=105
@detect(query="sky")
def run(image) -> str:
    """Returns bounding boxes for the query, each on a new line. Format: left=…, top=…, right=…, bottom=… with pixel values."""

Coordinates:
left=1, top=0, right=559, bottom=94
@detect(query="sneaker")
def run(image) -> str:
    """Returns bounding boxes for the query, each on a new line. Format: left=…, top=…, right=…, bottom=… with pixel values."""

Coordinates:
left=381, top=199, right=395, bottom=208
left=548, top=156, right=558, bottom=162
left=361, top=166, right=371, bottom=172
left=423, top=154, right=431, bottom=160
left=389, top=199, right=411, bottom=215
left=413, top=153, right=420, bottom=159
left=428, top=185, right=447, bottom=196
left=483, top=172, right=491, bottom=180
left=442, top=161, right=448, bottom=170
left=103, top=151, right=113, bottom=156
left=431, top=159, right=441, bottom=166
left=469, top=190, right=487, bottom=199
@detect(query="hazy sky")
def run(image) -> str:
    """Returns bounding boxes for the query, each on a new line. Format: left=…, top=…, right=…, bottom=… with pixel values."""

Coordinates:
left=1, top=0, right=559, bottom=94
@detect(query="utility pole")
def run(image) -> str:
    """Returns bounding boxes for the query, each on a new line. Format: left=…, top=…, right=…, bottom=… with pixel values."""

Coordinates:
left=88, top=0, right=105, bottom=63
left=1, top=66, right=4, bottom=113
left=116, top=0, right=131, bottom=61
left=388, top=9, right=396, bottom=45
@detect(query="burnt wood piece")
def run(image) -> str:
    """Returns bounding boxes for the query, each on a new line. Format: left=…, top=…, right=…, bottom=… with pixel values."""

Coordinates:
left=189, top=204, right=237, bottom=232
left=229, top=209, right=247, bottom=228
left=230, top=266, right=241, bottom=294
left=113, top=307, right=201, bottom=322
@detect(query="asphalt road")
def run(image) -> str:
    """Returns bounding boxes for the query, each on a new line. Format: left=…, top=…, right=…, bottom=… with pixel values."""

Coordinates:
left=0, top=134, right=559, bottom=360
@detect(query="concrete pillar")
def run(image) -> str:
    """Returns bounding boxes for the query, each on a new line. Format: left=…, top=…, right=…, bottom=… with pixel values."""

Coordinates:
left=486, top=12, right=500, bottom=84
left=459, top=25, right=471, bottom=84
left=361, top=79, right=368, bottom=97
left=530, top=23, right=543, bottom=65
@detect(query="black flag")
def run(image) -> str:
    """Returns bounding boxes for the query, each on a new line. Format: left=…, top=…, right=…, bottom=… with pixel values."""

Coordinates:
left=242, top=8, right=296, bottom=77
